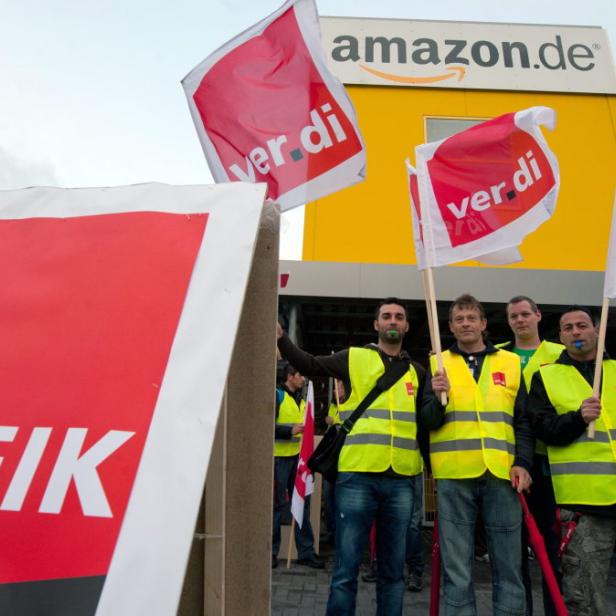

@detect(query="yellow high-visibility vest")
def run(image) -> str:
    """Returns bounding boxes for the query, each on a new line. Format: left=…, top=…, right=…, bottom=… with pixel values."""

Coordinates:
left=327, top=402, right=341, bottom=425
left=429, top=350, right=520, bottom=480
left=274, top=391, right=304, bottom=457
left=338, top=347, right=422, bottom=475
left=540, top=361, right=616, bottom=506
left=497, top=340, right=564, bottom=455
left=497, top=340, right=564, bottom=389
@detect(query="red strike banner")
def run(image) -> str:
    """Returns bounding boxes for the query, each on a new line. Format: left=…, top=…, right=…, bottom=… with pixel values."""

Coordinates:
left=182, top=0, right=366, bottom=211
left=0, top=212, right=206, bottom=606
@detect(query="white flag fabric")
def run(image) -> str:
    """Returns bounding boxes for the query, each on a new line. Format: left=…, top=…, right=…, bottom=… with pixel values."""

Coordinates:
left=412, top=106, right=559, bottom=269
left=291, top=380, right=315, bottom=528
left=602, top=192, right=616, bottom=298
left=182, top=0, right=366, bottom=211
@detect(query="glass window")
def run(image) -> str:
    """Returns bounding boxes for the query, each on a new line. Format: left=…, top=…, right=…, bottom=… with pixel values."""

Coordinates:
left=425, top=117, right=486, bottom=143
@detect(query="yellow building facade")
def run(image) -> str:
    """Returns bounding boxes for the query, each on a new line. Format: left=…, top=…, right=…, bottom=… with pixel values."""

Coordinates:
left=303, top=18, right=616, bottom=274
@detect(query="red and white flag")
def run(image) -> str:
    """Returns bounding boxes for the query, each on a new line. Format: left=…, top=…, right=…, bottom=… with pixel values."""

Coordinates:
left=410, top=106, right=559, bottom=269
left=291, top=380, right=314, bottom=528
left=602, top=191, right=616, bottom=299
left=406, top=162, right=426, bottom=270
left=182, top=0, right=366, bottom=211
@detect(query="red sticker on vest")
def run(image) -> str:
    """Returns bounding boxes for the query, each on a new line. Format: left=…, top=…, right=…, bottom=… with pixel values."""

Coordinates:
left=492, top=371, right=506, bottom=386
left=405, top=382, right=414, bottom=396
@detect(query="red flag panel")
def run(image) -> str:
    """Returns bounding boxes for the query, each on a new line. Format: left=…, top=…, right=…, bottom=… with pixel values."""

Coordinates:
left=0, top=212, right=207, bottom=584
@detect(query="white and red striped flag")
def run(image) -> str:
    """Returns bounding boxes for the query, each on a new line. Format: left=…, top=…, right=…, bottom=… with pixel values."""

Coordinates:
left=291, top=380, right=315, bottom=527
left=182, top=0, right=366, bottom=211
left=409, top=106, right=560, bottom=268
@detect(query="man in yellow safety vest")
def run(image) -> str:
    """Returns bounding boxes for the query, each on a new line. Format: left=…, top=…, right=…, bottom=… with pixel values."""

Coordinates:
left=272, top=362, right=324, bottom=570
left=528, top=306, right=616, bottom=616
left=277, top=298, right=427, bottom=616
left=421, top=293, right=533, bottom=616
left=497, top=295, right=564, bottom=616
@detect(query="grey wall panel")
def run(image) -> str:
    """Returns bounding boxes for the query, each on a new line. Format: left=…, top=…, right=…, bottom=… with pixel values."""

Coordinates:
left=280, top=261, right=609, bottom=306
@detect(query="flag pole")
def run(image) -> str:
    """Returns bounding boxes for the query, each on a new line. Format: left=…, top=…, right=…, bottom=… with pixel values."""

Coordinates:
left=334, top=378, right=341, bottom=414
left=589, top=296, right=610, bottom=438
left=425, top=267, right=448, bottom=406
left=589, top=190, right=616, bottom=438
left=421, top=269, right=437, bottom=351
left=286, top=518, right=296, bottom=568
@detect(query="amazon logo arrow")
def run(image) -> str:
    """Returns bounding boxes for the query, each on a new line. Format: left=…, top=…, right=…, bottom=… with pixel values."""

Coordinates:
left=359, top=64, right=466, bottom=84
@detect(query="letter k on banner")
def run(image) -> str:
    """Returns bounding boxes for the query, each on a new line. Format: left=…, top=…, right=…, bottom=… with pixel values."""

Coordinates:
left=0, top=182, right=266, bottom=615
left=182, top=0, right=366, bottom=211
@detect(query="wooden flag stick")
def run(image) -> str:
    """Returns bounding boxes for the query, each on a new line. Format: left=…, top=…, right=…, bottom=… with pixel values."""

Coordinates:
left=425, top=267, right=448, bottom=406
left=421, top=269, right=437, bottom=351
left=589, top=296, right=610, bottom=439
left=286, top=517, right=296, bottom=568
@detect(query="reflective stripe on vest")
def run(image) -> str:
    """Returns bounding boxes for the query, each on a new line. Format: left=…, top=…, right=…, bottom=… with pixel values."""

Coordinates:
left=442, top=411, right=514, bottom=426
left=274, top=392, right=304, bottom=457
left=540, top=361, right=616, bottom=506
left=339, top=408, right=416, bottom=422
left=429, top=350, right=520, bottom=480
left=430, top=438, right=515, bottom=454
left=338, top=347, right=422, bottom=475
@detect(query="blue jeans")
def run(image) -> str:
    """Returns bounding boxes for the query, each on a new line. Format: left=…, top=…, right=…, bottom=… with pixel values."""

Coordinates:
left=326, top=472, right=415, bottom=616
left=272, top=455, right=315, bottom=560
left=438, top=473, right=525, bottom=616
left=406, top=472, right=424, bottom=576
left=323, top=478, right=337, bottom=542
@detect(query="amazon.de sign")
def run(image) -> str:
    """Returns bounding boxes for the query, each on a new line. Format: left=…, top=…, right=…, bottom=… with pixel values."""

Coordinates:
left=320, top=17, right=616, bottom=94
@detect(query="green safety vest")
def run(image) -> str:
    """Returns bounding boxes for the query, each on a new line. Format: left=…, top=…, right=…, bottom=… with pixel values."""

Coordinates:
left=429, top=350, right=520, bottom=480
left=540, top=361, right=616, bottom=506
left=497, top=339, right=563, bottom=455
left=337, top=347, right=422, bottom=475
left=274, top=391, right=304, bottom=457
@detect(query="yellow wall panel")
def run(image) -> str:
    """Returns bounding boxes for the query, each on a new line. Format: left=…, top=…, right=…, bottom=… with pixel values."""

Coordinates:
left=303, top=86, right=616, bottom=271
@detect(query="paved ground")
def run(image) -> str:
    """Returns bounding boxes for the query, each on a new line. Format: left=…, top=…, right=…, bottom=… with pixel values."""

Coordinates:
left=272, top=530, right=616, bottom=615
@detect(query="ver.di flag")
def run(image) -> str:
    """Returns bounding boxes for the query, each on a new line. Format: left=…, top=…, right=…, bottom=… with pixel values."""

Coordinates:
left=181, top=0, right=366, bottom=211
left=411, top=106, right=559, bottom=269
left=290, top=380, right=314, bottom=528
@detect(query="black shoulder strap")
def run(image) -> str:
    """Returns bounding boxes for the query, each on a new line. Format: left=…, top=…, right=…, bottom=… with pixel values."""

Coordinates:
left=341, top=359, right=411, bottom=434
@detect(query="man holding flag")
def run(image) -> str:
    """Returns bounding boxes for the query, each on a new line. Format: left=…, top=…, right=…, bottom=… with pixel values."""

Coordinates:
left=273, top=362, right=323, bottom=569
left=528, top=306, right=616, bottom=616
left=421, top=294, right=534, bottom=616
left=277, top=298, right=426, bottom=616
